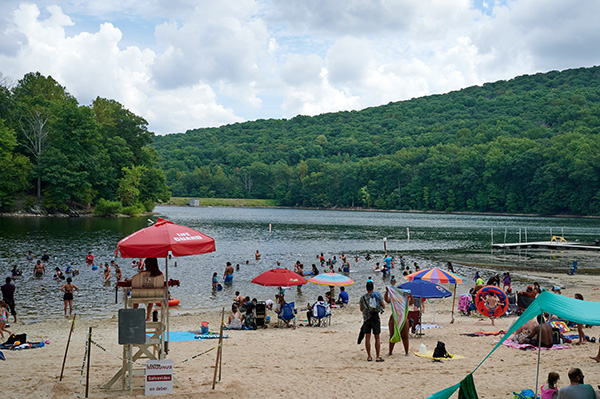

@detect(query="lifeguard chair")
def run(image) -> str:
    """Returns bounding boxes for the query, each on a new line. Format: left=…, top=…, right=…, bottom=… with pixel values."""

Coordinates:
left=104, top=273, right=176, bottom=393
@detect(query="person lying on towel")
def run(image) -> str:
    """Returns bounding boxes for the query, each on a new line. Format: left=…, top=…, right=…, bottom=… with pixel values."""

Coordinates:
left=523, top=314, right=553, bottom=348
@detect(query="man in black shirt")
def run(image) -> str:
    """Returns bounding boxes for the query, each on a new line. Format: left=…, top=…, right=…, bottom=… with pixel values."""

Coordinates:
left=1, top=277, right=17, bottom=323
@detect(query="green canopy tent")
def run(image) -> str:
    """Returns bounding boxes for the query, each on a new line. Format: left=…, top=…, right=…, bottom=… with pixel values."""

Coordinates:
left=427, top=291, right=600, bottom=399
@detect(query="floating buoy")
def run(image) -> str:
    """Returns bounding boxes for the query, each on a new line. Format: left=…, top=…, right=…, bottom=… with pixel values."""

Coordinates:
left=155, top=298, right=180, bottom=307
left=475, top=285, right=508, bottom=318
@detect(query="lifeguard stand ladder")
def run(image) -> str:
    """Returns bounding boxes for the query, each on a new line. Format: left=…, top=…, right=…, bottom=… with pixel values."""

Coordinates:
left=103, top=282, right=180, bottom=393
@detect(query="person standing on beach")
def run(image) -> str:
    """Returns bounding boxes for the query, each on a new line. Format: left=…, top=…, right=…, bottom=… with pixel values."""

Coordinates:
left=574, top=293, right=587, bottom=345
left=60, top=277, right=79, bottom=316
left=1, top=277, right=17, bottom=324
left=384, top=287, right=413, bottom=356
left=358, top=281, right=385, bottom=362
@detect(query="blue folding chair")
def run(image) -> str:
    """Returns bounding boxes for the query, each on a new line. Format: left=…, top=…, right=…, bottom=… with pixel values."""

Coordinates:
left=278, top=302, right=296, bottom=327
left=568, top=261, right=578, bottom=275
left=314, top=304, right=331, bottom=327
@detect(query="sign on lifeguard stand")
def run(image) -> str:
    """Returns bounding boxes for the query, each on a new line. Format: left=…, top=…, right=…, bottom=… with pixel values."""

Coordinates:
left=146, top=359, right=173, bottom=395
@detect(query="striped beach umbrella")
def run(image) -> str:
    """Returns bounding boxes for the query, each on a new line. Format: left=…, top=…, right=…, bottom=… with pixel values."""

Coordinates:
left=308, top=273, right=354, bottom=287
left=404, top=267, right=464, bottom=323
left=308, top=273, right=354, bottom=302
left=405, top=267, right=464, bottom=284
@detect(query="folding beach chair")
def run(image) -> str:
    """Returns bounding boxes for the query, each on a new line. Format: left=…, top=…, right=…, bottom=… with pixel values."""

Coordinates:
left=278, top=302, right=296, bottom=327
left=255, top=302, right=266, bottom=327
left=516, top=294, right=535, bottom=315
left=408, top=310, right=422, bottom=337
left=312, top=304, right=331, bottom=327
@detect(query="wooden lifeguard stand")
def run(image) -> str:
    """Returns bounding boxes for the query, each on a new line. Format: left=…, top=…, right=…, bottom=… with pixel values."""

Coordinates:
left=104, top=273, right=173, bottom=393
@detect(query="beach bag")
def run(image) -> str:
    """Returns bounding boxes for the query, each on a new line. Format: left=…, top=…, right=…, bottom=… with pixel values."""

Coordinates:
left=432, top=341, right=450, bottom=358
left=512, top=389, right=535, bottom=399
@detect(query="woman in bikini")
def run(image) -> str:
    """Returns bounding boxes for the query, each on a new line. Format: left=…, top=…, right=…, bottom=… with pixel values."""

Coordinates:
left=60, top=277, right=79, bottom=316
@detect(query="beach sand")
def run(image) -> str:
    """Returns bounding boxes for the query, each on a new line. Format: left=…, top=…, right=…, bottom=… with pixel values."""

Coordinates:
left=4, top=269, right=600, bottom=399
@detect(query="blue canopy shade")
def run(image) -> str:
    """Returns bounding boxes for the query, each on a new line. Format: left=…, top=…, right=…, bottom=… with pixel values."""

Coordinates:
left=399, top=279, right=452, bottom=299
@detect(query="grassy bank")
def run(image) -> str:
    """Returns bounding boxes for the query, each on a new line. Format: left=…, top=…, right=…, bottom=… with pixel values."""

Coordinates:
left=161, top=197, right=279, bottom=207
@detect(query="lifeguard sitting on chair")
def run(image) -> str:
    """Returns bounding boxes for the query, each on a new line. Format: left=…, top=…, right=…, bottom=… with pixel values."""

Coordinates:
left=128, top=257, right=164, bottom=321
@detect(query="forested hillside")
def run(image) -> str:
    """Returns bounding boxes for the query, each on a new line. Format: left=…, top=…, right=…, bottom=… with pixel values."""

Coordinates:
left=154, top=66, right=600, bottom=215
left=0, top=72, right=169, bottom=215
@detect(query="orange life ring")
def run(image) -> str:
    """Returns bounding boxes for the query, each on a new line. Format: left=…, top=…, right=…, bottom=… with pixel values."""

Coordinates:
left=155, top=298, right=180, bottom=307
left=475, top=286, right=508, bottom=318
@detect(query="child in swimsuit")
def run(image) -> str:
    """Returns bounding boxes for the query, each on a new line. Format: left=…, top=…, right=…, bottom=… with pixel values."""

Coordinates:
left=0, top=301, right=12, bottom=338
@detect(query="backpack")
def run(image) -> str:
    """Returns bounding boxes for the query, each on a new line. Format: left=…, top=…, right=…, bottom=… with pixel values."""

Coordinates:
left=432, top=341, right=450, bottom=358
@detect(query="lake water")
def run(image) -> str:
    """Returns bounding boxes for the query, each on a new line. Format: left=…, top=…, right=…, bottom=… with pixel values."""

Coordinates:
left=1, top=207, right=599, bottom=322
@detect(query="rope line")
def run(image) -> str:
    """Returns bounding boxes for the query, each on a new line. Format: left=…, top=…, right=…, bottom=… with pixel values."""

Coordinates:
left=90, top=339, right=219, bottom=366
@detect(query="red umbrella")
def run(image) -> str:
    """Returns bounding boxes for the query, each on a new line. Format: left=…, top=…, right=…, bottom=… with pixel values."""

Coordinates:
left=115, top=217, right=215, bottom=258
left=251, top=268, right=307, bottom=287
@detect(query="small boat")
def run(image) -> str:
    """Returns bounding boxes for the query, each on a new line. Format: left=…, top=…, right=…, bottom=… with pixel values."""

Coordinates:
left=156, top=298, right=180, bottom=307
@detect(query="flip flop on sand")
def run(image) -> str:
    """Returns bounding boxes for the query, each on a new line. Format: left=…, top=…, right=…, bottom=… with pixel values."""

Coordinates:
left=367, top=357, right=372, bottom=362
left=376, top=358, right=384, bottom=362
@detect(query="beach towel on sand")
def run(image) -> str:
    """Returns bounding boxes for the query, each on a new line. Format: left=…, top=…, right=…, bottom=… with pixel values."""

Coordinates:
left=414, top=350, right=464, bottom=360
left=386, top=286, right=410, bottom=344
left=501, top=340, right=570, bottom=350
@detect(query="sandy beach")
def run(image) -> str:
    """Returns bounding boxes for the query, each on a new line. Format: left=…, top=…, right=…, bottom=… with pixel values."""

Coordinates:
left=4, top=268, right=600, bottom=399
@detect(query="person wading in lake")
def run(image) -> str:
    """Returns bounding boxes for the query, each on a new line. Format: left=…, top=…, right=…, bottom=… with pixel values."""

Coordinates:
left=60, top=277, right=79, bottom=316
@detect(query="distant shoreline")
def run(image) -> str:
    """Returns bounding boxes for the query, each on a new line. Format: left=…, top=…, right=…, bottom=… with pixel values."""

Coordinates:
left=158, top=198, right=600, bottom=219
left=1, top=197, right=598, bottom=219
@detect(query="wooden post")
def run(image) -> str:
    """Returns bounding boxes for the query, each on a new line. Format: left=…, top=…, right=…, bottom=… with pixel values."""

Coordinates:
left=59, top=314, right=77, bottom=381
left=212, top=308, right=225, bottom=389
left=218, top=308, right=224, bottom=382
left=450, top=284, right=457, bottom=324
left=85, top=327, right=92, bottom=398
left=383, top=237, right=387, bottom=253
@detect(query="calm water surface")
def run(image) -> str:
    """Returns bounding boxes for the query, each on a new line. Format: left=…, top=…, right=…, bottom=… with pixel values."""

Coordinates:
left=1, top=207, right=598, bottom=322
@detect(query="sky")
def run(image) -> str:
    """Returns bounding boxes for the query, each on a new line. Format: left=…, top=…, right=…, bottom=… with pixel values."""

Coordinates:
left=1, top=0, right=599, bottom=135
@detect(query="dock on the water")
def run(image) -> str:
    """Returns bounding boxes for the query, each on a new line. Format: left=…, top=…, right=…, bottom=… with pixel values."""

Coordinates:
left=492, top=241, right=600, bottom=251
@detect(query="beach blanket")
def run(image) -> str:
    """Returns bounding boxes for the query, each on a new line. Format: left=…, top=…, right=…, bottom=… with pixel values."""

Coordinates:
left=156, top=331, right=198, bottom=342
left=0, top=341, right=45, bottom=350
left=461, top=331, right=506, bottom=337
left=550, top=320, right=570, bottom=333
left=386, top=286, right=410, bottom=344
left=414, top=350, right=464, bottom=360
left=421, top=323, right=443, bottom=330
left=194, top=332, right=228, bottom=340
left=501, top=339, right=570, bottom=350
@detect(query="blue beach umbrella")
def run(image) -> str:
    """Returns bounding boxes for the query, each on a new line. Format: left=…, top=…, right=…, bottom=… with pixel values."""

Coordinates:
left=399, top=280, right=451, bottom=324
left=399, top=279, right=452, bottom=299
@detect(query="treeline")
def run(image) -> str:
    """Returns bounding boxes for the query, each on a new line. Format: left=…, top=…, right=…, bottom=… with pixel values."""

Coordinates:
left=153, top=66, right=600, bottom=215
left=0, top=72, right=169, bottom=214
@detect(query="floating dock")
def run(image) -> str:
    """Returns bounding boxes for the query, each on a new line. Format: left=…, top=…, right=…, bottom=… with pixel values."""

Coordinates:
left=492, top=241, right=600, bottom=251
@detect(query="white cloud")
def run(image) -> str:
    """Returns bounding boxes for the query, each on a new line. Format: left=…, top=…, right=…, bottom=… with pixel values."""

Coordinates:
left=0, top=0, right=599, bottom=134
